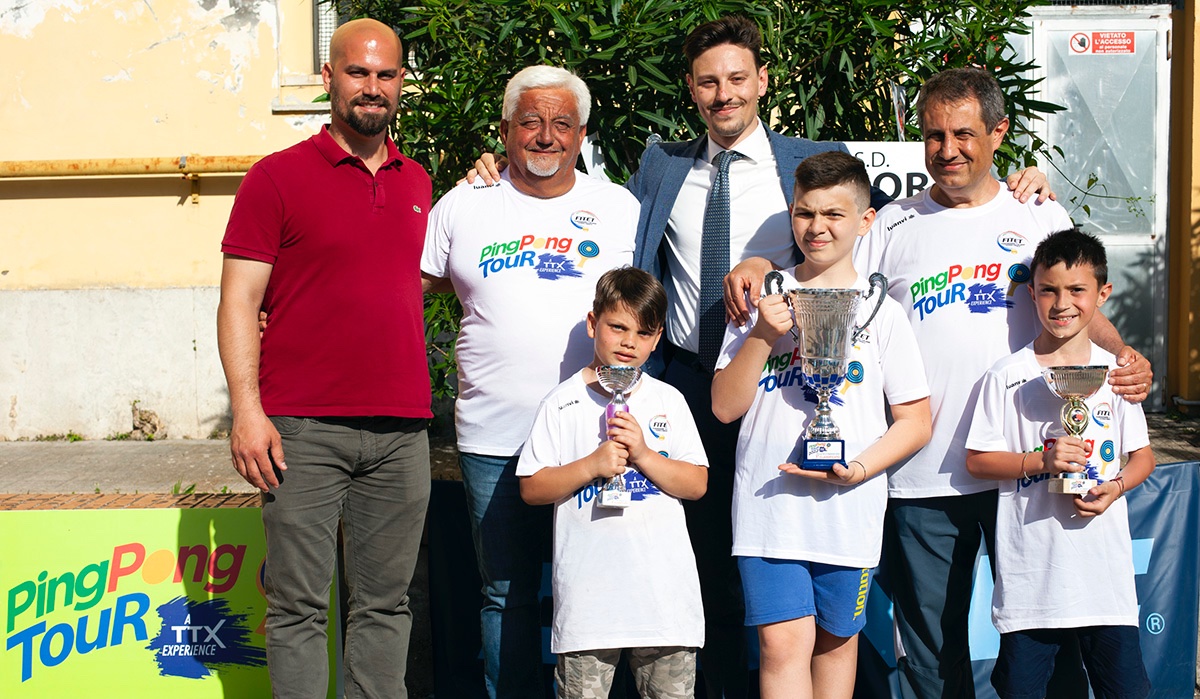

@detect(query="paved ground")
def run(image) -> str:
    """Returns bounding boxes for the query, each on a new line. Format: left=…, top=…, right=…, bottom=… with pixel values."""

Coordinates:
left=2, top=412, right=1198, bottom=697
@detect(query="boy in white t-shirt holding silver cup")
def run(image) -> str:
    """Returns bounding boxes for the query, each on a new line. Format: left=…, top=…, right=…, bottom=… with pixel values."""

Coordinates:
left=517, top=266, right=710, bottom=698
left=711, top=151, right=932, bottom=698
left=966, top=228, right=1154, bottom=699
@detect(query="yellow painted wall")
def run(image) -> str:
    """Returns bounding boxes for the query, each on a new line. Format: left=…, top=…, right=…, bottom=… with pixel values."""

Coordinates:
left=1168, top=3, right=1200, bottom=409
left=0, top=0, right=329, bottom=290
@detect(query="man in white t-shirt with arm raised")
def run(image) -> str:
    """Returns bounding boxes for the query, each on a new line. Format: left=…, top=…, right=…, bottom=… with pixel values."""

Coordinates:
left=420, top=65, right=639, bottom=698
left=850, top=67, right=1152, bottom=699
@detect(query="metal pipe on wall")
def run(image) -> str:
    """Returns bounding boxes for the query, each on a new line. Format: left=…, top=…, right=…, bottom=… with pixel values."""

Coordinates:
left=0, top=155, right=264, bottom=178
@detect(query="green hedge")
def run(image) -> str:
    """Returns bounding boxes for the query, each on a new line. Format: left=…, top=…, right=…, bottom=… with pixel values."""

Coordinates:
left=346, top=0, right=1055, bottom=396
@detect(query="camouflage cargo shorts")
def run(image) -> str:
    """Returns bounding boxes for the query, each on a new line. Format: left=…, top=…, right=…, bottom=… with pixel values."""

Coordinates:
left=555, top=646, right=696, bottom=698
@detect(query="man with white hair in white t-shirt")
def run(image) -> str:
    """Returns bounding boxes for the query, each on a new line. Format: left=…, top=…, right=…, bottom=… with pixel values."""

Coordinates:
left=420, top=65, right=639, bottom=698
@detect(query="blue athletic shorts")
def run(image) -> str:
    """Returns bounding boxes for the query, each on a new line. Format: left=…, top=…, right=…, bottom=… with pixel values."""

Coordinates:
left=991, top=626, right=1149, bottom=699
left=737, top=556, right=873, bottom=637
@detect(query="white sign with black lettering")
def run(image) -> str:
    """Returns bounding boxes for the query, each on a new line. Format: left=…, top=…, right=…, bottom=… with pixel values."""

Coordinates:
left=845, top=142, right=930, bottom=203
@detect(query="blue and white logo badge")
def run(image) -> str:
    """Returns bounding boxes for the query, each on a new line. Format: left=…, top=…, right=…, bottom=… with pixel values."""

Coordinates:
left=997, top=231, right=1028, bottom=253
left=649, top=415, right=670, bottom=440
left=570, top=210, right=599, bottom=230
left=1092, top=402, right=1113, bottom=429
left=1099, top=440, right=1116, bottom=464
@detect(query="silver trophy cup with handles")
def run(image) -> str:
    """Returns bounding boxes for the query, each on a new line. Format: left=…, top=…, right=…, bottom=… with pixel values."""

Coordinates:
left=595, top=365, right=641, bottom=508
left=1042, top=365, right=1108, bottom=494
left=765, top=271, right=888, bottom=470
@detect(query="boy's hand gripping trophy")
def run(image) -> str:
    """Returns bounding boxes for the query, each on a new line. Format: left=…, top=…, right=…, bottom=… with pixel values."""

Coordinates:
left=1042, top=365, right=1108, bottom=494
left=765, top=270, right=888, bottom=470
left=596, top=365, right=641, bottom=508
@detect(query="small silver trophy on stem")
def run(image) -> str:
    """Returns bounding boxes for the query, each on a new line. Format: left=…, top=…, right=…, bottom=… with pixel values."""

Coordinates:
left=1042, top=365, right=1108, bottom=494
left=766, top=271, right=888, bottom=470
left=595, top=365, right=641, bottom=508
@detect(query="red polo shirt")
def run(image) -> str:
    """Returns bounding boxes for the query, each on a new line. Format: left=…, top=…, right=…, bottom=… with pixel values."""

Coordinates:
left=222, top=127, right=432, bottom=418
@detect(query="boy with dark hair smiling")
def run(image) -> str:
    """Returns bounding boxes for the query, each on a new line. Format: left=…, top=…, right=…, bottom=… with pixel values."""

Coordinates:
left=966, top=228, right=1154, bottom=699
left=517, top=266, right=709, bottom=698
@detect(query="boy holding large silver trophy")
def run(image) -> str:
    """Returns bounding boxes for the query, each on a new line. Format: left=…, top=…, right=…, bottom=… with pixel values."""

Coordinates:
left=965, top=228, right=1154, bottom=699
left=517, top=267, right=709, bottom=698
left=711, top=150, right=932, bottom=698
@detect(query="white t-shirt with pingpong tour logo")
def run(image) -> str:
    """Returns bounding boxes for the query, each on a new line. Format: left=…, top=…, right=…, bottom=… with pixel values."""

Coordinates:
left=966, top=342, right=1148, bottom=632
left=516, top=370, right=708, bottom=653
left=853, top=184, right=1073, bottom=498
left=715, top=271, right=929, bottom=568
left=422, top=170, right=637, bottom=456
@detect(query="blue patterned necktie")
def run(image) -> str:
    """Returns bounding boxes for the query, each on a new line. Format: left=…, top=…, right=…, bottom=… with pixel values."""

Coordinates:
left=698, top=149, right=744, bottom=371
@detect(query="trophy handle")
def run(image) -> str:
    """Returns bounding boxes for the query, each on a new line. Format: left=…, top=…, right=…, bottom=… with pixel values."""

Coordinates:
left=764, top=270, right=784, bottom=297
left=852, top=273, right=889, bottom=345
left=763, top=270, right=800, bottom=342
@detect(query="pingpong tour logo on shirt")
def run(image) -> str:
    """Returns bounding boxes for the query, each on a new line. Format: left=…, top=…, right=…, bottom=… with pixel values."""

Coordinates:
left=478, top=234, right=605, bottom=280
left=757, top=347, right=850, bottom=405
left=997, top=231, right=1029, bottom=253
left=1092, top=403, right=1113, bottom=429
left=907, top=261, right=1031, bottom=320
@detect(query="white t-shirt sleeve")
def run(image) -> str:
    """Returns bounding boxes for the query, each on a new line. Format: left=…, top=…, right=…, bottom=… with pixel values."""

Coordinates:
left=1115, top=396, right=1150, bottom=456
left=715, top=312, right=754, bottom=372
left=965, top=365, right=1010, bottom=453
left=420, top=188, right=456, bottom=279
left=876, top=301, right=929, bottom=406
left=515, top=397, right=559, bottom=477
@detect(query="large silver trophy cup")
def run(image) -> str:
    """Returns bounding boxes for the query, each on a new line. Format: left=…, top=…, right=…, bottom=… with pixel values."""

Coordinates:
left=595, top=365, right=642, bottom=508
left=766, top=271, right=888, bottom=470
left=1042, top=365, right=1108, bottom=494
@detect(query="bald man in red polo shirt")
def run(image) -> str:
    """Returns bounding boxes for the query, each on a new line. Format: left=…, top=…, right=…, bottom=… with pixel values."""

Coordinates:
left=217, top=19, right=431, bottom=698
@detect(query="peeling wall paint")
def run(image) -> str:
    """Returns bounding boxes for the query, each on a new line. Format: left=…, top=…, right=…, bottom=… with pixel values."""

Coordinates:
left=0, top=0, right=333, bottom=438
left=0, top=0, right=85, bottom=39
left=1, top=0, right=326, bottom=287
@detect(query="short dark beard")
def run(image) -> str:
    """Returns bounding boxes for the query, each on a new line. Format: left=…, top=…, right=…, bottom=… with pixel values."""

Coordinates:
left=332, top=89, right=397, bottom=137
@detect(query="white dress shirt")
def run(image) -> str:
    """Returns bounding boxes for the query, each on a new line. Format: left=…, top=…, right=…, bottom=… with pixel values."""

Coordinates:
left=663, top=120, right=794, bottom=351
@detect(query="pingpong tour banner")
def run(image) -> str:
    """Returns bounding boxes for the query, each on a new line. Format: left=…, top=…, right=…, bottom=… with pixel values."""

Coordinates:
left=0, top=508, right=322, bottom=697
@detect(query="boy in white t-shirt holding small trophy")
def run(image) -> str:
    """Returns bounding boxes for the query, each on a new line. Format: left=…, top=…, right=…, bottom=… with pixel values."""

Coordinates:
left=711, top=151, right=932, bottom=698
left=966, top=228, right=1154, bottom=699
left=517, top=266, right=709, bottom=698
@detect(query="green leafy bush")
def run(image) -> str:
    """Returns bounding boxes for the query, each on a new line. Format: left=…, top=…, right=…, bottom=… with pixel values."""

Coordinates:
left=347, top=0, right=1054, bottom=395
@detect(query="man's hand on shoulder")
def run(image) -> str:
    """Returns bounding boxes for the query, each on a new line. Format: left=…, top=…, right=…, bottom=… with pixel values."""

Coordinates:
left=724, top=257, right=778, bottom=326
left=1004, top=166, right=1055, bottom=204
left=459, top=153, right=507, bottom=186
left=1110, top=346, right=1152, bottom=404
left=229, top=410, right=286, bottom=492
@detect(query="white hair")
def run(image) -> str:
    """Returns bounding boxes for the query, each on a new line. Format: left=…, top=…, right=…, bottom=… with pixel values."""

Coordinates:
left=502, top=65, right=591, bottom=126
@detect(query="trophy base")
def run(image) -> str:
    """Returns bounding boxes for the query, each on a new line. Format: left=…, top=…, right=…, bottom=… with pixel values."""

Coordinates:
left=1047, top=475, right=1097, bottom=495
left=801, top=439, right=845, bottom=471
left=598, top=489, right=631, bottom=509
